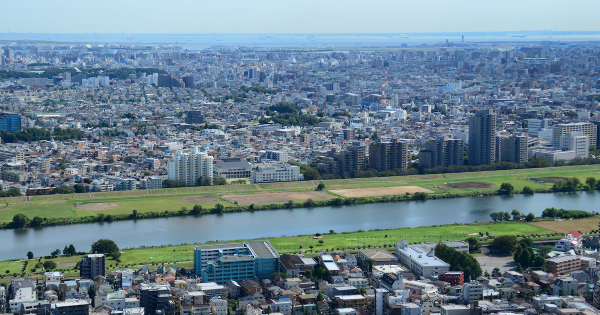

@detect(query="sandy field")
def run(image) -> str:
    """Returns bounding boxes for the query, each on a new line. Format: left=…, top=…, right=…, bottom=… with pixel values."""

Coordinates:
left=77, top=202, right=123, bottom=210
left=179, top=197, right=222, bottom=204
left=223, top=191, right=333, bottom=205
left=330, top=186, right=434, bottom=198
left=529, top=218, right=600, bottom=234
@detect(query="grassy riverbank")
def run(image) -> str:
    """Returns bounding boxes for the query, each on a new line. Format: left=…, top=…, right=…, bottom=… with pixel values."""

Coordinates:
left=0, top=164, right=599, bottom=226
left=0, top=220, right=559, bottom=283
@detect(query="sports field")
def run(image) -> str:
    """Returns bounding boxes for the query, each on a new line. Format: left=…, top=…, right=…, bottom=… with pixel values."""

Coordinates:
left=0, top=164, right=599, bottom=224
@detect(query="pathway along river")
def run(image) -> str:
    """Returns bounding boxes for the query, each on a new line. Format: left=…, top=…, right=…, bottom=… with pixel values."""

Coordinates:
left=2, top=191, right=599, bottom=260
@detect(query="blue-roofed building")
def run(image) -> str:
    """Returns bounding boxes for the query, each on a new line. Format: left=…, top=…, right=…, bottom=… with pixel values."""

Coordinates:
left=194, top=241, right=279, bottom=284
left=0, top=113, right=21, bottom=133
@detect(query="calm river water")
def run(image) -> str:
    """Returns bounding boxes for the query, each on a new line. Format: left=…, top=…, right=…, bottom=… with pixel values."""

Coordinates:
left=1, top=191, right=598, bottom=260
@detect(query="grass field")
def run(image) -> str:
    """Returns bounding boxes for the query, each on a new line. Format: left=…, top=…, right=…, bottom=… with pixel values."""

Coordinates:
left=0, top=221, right=555, bottom=283
left=529, top=218, right=600, bottom=234
left=0, top=164, right=599, bottom=224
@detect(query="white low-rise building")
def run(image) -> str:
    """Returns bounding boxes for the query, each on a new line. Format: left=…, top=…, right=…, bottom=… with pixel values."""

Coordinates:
left=394, top=240, right=449, bottom=278
left=10, top=287, right=36, bottom=311
left=251, top=164, right=303, bottom=184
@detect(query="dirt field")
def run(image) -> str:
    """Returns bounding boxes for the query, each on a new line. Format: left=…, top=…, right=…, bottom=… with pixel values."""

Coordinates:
left=330, top=186, right=434, bottom=198
left=528, top=218, right=600, bottom=234
left=529, top=177, right=570, bottom=182
left=77, top=202, right=124, bottom=210
left=449, top=181, right=497, bottom=189
left=179, top=197, right=221, bottom=204
left=222, top=191, right=333, bottom=205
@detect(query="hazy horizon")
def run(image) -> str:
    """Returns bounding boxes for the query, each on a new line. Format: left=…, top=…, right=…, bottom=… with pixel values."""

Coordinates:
left=2, top=0, right=599, bottom=34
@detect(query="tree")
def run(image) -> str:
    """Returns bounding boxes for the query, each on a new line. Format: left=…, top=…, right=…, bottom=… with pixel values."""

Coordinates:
left=91, top=239, right=119, bottom=255
left=192, top=205, right=203, bottom=214
left=466, top=237, right=481, bottom=253
left=434, top=243, right=482, bottom=280
left=502, top=212, right=511, bottom=221
left=43, top=260, right=57, bottom=270
left=31, top=216, right=44, bottom=227
left=316, top=183, right=325, bottom=191
left=490, top=212, right=500, bottom=221
left=511, top=209, right=521, bottom=221
left=12, top=213, right=29, bottom=227
left=51, top=249, right=61, bottom=257
left=27, top=251, right=33, bottom=259
left=489, top=235, right=518, bottom=254
left=68, top=244, right=76, bottom=256
left=214, top=203, right=224, bottom=213
left=111, top=252, right=122, bottom=261
left=83, top=178, right=93, bottom=184
left=586, top=177, right=597, bottom=189
left=132, top=210, right=138, bottom=218
left=522, top=186, right=534, bottom=194
left=499, top=183, right=514, bottom=194
left=318, top=240, right=324, bottom=246
left=287, top=200, right=294, bottom=209
left=526, top=213, right=535, bottom=222
left=50, top=185, right=75, bottom=195
left=73, top=184, right=86, bottom=193
left=63, top=246, right=69, bottom=256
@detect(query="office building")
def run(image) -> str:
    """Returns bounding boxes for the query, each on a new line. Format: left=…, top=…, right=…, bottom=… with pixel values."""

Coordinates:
left=528, top=118, right=550, bottom=137
left=80, top=254, right=106, bottom=279
left=194, top=241, right=279, bottom=284
left=369, top=139, right=408, bottom=171
left=468, top=109, right=496, bottom=165
left=167, top=147, right=213, bottom=186
left=0, top=113, right=21, bottom=132
left=185, top=111, right=204, bottom=125
left=139, top=284, right=175, bottom=315
left=560, top=132, right=589, bottom=158
left=394, top=241, right=449, bottom=278
left=552, top=122, right=596, bottom=148
left=419, top=136, right=464, bottom=168
left=497, top=135, right=528, bottom=164
left=3, top=48, right=14, bottom=60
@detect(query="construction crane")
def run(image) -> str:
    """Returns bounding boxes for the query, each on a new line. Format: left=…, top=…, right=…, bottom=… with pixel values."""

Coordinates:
left=380, top=67, right=388, bottom=106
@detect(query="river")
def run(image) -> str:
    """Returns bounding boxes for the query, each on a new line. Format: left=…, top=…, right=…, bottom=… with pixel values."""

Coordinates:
left=1, top=191, right=598, bottom=260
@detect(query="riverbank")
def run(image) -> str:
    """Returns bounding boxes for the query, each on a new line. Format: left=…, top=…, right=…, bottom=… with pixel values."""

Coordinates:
left=1, top=164, right=600, bottom=229
left=0, top=220, right=559, bottom=282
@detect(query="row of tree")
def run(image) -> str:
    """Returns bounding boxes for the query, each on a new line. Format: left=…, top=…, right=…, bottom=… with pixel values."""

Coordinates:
left=490, top=209, right=536, bottom=222
left=541, top=207, right=594, bottom=219
left=434, top=243, right=482, bottom=280
left=0, top=128, right=84, bottom=144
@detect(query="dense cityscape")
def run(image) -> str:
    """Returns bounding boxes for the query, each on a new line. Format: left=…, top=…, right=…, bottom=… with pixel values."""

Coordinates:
left=1, top=18, right=600, bottom=315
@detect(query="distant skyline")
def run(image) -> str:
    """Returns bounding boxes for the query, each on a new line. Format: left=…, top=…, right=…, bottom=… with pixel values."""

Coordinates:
left=2, top=0, right=599, bottom=34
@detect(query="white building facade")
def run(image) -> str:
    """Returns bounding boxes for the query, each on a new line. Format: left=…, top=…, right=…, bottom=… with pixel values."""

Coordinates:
left=168, top=147, right=213, bottom=186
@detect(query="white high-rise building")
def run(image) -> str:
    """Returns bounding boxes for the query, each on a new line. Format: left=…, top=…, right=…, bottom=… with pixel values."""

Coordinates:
left=168, top=147, right=213, bottom=186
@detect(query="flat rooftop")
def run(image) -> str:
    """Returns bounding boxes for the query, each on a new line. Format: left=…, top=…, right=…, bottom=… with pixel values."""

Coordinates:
left=248, top=241, right=279, bottom=259
left=195, top=243, right=245, bottom=251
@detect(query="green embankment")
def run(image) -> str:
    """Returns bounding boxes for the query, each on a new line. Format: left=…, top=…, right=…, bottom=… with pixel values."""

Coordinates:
left=0, top=164, right=598, bottom=224
left=0, top=221, right=555, bottom=283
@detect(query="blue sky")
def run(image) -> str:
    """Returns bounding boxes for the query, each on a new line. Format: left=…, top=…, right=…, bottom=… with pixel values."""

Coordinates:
left=2, top=0, right=599, bottom=34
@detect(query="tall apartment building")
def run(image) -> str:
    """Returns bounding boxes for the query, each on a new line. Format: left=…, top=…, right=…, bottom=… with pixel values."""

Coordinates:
left=419, top=136, right=464, bottom=168
left=468, top=109, right=496, bottom=165
left=157, top=74, right=185, bottom=88
left=194, top=241, right=280, bottom=284
left=167, top=147, right=213, bottom=186
left=317, top=142, right=366, bottom=175
left=552, top=122, right=596, bottom=148
left=139, top=284, right=175, bottom=315
left=182, top=75, right=195, bottom=88
left=369, top=139, right=408, bottom=171
left=496, top=135, right=528, bottom=164
left=185, top=111, right=204, bottom=124
left=80, top=254, right=106, bottom=280
left=260, top=150, right=289, bottom=163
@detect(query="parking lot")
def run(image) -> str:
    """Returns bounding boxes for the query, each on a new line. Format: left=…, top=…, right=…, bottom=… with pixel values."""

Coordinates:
left=475, top=254, right=517, bottom=274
